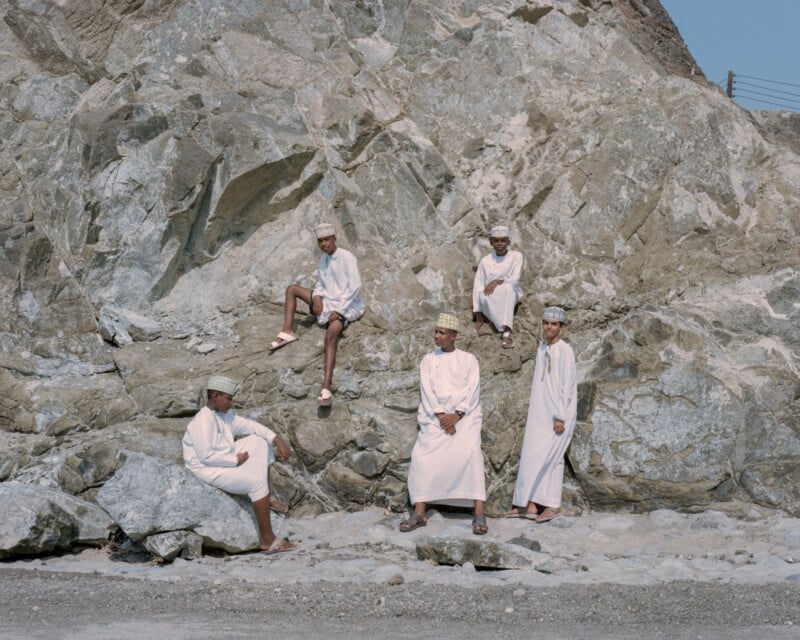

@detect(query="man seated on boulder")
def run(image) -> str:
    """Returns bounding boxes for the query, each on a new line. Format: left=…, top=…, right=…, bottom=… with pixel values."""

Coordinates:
left=400, top=313, right=489, bottom=535
left=472, top=225, right=523, bottom=349
left=270, top=222, right=365, bottom=407
left=183, top=375, right=297, bottom=554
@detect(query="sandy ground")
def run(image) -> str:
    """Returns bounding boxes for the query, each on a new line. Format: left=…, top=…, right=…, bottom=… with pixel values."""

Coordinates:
left=2, top=506, right=800, bottom=638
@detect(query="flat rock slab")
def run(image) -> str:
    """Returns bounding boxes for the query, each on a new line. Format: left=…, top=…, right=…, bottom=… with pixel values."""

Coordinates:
left=415, top=535, right=548, bottom=570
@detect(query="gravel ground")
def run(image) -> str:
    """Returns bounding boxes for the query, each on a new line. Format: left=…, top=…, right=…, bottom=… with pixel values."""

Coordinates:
left=4, top=507, right=800, bottom=638
left=2, top=569, right=799, bottom=639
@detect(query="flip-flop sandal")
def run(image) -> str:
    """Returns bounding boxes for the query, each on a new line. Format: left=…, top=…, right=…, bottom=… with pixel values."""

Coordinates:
left=399, top=512, right=427, bottom=532
left=535, top=508, right=562, bottom=523
left=317, top=389, right=333, bottom=407
left=270, top=331, right=298, bottom=351
left=472, top=514, right=488, bottom=535
left=502, top=509, right=537, bottom=520
left=501, top=331, right=514, bottom=349
left=261, top=538, right=297, bottom=555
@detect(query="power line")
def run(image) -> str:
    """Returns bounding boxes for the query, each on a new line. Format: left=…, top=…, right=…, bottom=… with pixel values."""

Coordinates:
left=734, top=95, right=800, bottom=111
left=735, top=74, right=800, bottom=89
left=734, top=80, right=800, bottom=99
left=726, top=71, right=800, bottom=112
left=734, top=88, right=800, bottom=107
left=735, top=88, right=800, bottom=106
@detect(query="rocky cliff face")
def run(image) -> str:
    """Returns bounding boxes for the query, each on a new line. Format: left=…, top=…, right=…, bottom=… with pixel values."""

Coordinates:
left=1, top=0, right=798, bottom=517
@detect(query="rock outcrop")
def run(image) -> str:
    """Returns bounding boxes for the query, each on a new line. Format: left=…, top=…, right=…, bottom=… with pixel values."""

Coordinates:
left=0, top=0, right=798, bottom=531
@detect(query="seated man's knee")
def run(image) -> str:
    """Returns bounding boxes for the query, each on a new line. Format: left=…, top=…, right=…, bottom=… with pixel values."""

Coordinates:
left=324, top=328, right=337, bottom=346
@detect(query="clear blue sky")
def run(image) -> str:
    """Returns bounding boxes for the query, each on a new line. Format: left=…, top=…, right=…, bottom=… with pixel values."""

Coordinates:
left=661, top=0, right=800, bottom=112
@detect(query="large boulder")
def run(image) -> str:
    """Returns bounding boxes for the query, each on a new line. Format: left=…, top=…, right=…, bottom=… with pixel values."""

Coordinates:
left=95, top=452, right=282, bottom=553
left=0, top=481, right=115, bottom=559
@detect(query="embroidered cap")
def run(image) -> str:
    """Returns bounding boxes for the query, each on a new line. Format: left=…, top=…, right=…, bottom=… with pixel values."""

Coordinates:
left=542, top=306, right=567, bottom=323
left=489, top=225, right=510, bottom=239
left=315, top=222, right=336, bottom=239
left=435, top=313, right=460, bottom=332
left=206, top=375, right=239, bottom=396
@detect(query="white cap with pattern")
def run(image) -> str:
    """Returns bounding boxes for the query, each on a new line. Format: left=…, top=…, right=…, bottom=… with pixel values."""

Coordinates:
left=489, top=225, right=510, bottom=238
left=542, top=306, right=567, bottom=323
left=436, top=313, right=461, bottom=332
left=206, top=375, right=239, bottom=396
left=315, top=223, right=336, bottom=239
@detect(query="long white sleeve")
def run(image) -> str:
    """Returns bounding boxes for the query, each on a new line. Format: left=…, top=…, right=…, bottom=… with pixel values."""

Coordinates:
left=229, top=414, right=277, bottom=443
left=419, top=355, right=446, bottom=416
left=472, top=260, right=489, bottom=312
left=552, top=341, right=577, bottom=423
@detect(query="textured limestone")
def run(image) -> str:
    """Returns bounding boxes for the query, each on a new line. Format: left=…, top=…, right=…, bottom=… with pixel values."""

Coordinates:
left=0, top=0, right=797, bottom=519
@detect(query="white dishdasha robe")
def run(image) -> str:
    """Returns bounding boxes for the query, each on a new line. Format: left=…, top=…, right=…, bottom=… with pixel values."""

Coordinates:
left=183, top=406, right=277, bottom=502
left=312, top=247, right=365, bottom=325
left=408, top=348, right=486, bottom=506
left=513, top=339, right=577, bottom=509
left=472, top=250, right=523, bottom=331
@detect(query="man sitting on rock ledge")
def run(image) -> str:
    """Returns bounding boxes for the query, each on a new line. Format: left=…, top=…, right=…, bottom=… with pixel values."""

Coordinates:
left=183, top=375, right=297, bottom=554
left=473, top=225, right=523, bottom=349
left=400, top=313, right=488, bottom=536
left=270, top=222, right=365, bottom=407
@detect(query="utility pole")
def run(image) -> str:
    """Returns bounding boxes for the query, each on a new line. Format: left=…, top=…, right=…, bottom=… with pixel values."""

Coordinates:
left=727, top=71, right=734, bottom=98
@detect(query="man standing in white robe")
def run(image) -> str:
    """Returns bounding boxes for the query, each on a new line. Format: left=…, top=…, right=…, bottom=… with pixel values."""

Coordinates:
left=473, top=225, right=523, bottom=349
left=269, top=222, right=365, bottom=407
left=400, top=313, right=488, bottom=535
left=510, top=306, right=577, bottom=523
left=183, top=375, right=297, bottom=554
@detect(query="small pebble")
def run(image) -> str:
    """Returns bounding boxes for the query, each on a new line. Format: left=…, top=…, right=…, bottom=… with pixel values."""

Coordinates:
left=388, top=574, right=404, bottom=585
left=513, top=588, right=526, bottom=598
left=504, top=607, right=514, bottom=613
